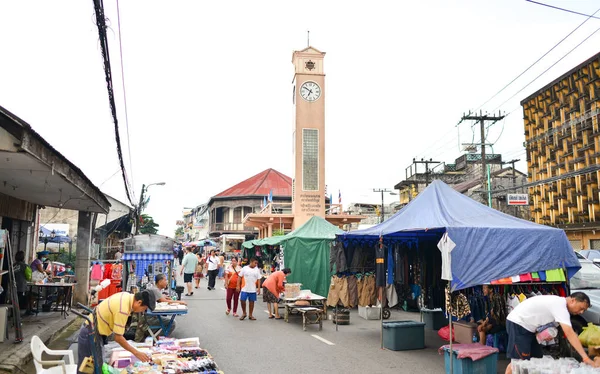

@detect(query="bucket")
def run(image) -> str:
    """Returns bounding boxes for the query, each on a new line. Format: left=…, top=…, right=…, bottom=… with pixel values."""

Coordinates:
left=332, top=308, right=350, bottom=325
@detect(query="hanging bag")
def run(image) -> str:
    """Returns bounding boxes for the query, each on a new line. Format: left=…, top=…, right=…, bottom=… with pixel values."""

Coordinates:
left=24, top=266, right=32, bottom=281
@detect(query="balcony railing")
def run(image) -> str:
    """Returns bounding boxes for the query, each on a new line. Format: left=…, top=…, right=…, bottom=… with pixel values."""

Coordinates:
left=247, top=202, right=345, bottom=216
left=210, top=223, right=256, bottom=232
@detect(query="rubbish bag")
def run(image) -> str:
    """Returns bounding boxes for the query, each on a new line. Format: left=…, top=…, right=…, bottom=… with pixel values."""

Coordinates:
left=579, top=323, right=600, bottom=347
left=438, top=325, right=456, bottom=342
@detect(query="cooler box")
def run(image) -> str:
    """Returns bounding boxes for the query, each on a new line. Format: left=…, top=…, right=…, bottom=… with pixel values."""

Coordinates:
left=454, top=321, right=478, bottom=344
left=443, top=347, right=498, bottom=374
left=421, top=309, right=447, bottom=330
left=383, top=321, right=425, bottom=351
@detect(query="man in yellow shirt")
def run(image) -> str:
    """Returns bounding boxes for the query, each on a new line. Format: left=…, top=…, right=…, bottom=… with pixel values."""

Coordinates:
left=77, top=291, right=156, bottom=372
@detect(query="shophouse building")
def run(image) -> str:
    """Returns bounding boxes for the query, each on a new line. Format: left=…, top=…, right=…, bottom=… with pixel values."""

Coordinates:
left=394, top=154, right=529, bottom=219
left=521, top=51, right=600, bottom=250
left=207, top=168, right=293, bottom=248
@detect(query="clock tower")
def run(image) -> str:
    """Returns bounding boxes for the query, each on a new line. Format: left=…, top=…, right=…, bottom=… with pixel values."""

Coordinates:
left=292, top=46, right=326, bottom=228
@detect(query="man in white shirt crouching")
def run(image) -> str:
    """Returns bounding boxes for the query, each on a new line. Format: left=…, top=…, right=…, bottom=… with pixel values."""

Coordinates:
left=505, top=292, right=597, bottom=373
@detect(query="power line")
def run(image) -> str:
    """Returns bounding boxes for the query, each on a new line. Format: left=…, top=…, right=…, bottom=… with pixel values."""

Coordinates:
left=115, top=0, right=135, bottom=198
left=98, top=169, right=121, bottom=188
left=492, top=23, right=600, bottom=112
left=476, top=4, right=600, bottom=112
left=525, top=0, right=600, bottom=20
left=91, top=0, right=135, bottom=206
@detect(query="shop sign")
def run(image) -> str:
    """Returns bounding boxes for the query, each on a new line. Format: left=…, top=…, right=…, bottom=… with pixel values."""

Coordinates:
left=507, top=194, right=528, bottom=205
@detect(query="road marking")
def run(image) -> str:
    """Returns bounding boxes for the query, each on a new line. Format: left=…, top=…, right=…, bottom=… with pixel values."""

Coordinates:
left=311, top=335, right=335, bottom=346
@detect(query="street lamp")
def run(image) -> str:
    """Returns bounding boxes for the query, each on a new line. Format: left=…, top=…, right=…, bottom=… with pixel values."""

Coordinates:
left=136, top=182, right=166, bottom=234
left=373, top=189, right=398, bottom=224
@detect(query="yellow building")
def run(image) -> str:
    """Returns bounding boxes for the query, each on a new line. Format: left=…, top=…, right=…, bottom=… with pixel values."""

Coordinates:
left=521, top=51, right=600, bottom=250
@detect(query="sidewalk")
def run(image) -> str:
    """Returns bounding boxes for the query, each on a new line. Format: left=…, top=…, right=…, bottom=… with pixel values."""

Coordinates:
left=0, top=311, right=79, bottom=373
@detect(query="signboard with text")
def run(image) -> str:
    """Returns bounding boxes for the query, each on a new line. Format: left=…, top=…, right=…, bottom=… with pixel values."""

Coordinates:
left=507, top=194, right=528, bottom=206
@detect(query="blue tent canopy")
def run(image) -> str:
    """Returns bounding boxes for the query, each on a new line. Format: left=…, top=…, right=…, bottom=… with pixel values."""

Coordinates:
left=340, top=180, right=580, bottom=291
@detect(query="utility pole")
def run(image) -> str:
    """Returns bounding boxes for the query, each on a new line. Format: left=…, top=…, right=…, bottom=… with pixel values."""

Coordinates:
left=459, top=111, right=505, bottom=205
left=373, top=188, right=391, bottom=223
left=135, top=184, right=146, bottom=235
left=412, top=158, right=441, bottom=186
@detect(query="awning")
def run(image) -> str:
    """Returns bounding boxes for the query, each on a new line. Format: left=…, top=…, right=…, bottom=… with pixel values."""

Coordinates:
left=122, top=252, right=173, bottom=261
left=0, top=105, right=110, bottom=213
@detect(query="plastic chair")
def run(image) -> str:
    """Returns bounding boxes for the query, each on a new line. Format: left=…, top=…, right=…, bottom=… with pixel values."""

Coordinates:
left=30, top=335, right=77, bottom=374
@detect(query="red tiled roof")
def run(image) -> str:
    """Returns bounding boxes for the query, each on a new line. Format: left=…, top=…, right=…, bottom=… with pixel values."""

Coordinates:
left=214, top=169, right=292, bottom=198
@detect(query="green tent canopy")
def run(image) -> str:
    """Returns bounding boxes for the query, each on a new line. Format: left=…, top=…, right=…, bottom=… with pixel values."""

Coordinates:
left=241, top=216, right=343, bottom=297
left=282, top=216, right=343, bottom=297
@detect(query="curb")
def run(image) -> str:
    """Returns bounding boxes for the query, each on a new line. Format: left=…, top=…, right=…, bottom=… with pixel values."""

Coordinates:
left=0, top=314, right=82, bottom=373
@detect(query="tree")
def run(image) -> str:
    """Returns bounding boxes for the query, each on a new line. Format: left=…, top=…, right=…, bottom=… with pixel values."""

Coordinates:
left=273, top=228, right=285, bottom=236
left=139, top=214, right=159, bottom=234
left=175, top=226, right=184, bottom=237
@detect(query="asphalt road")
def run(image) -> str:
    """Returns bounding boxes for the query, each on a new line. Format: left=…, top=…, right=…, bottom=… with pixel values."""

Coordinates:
left=170, top=279, right=510, bottom=374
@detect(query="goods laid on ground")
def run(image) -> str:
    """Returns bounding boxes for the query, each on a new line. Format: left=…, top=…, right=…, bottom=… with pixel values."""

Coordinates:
left=104, top=337, right=223, bottom=374
left=510, top=356, right=599, bottom=374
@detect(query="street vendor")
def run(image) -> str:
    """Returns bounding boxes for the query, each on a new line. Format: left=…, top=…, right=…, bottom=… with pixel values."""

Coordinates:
left=263, top=268, right=291, bottom=319
left=77, top=290, right=156, bottom=373
left=135, top=274, right=187, bottom=342
left=476, top=285, right=505, bottom=345
left=505, top=292, right=598, bottom=374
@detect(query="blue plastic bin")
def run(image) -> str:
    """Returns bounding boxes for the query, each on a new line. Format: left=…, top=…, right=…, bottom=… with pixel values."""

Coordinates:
left=383, top=321, right=425, bottom=351
left=443, top=347, right=498, bottom=374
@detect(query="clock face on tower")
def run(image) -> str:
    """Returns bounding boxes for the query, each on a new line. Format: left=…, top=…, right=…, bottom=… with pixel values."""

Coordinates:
left=300, top=81, right=321, bottom=102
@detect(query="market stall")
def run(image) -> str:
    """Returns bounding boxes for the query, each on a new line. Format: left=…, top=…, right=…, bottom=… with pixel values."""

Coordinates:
left=242, top=216, right=342, bottom=297
left=338, top=180, right=580, bottom=358
left=121, top=235, right=176, bottom=294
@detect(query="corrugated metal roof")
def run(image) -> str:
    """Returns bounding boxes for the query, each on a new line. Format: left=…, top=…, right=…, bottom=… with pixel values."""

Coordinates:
left=214, top=168, right=292, bottom=198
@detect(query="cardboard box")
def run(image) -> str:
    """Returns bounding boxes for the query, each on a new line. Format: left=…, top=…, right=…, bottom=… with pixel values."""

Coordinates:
left=359, top=305, right=381, bottom=320
left=454, top=321, right=478, bottom=344
left=589, top=346, right=600, bottom=357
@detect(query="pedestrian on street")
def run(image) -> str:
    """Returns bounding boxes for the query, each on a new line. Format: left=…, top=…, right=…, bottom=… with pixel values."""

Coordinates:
left=504, top=292, right=598, bottom=374
left=194, top=251, right=205, bottom=289
left=135, top=274, right=187, bottom=342
left=180, top=247, right=198, bottom=296
left=225, top=257, right=242, bottom=317
left=263, top=268, right=291, bottom=319
left=206, top=249, right=220, bottom=290
left=77, top=291, right=156, bottom=372
left=217, top=250, right=225, bottom=280
left=236, top=257, right=262, bottom=321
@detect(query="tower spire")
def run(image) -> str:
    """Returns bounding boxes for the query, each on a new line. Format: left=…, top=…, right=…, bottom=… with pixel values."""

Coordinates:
left=307, top=30, right=310, bottom=47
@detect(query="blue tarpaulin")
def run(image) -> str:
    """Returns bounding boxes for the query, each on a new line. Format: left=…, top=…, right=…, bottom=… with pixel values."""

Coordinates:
left=340, top=180, right=580, bottom=291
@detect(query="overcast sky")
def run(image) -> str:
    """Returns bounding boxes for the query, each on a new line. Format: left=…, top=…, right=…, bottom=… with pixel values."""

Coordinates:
left=1, top=0, right=600, bottom=236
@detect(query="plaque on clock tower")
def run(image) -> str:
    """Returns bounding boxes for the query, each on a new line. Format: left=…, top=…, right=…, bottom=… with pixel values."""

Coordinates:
left=291, top=46, right=326, bottom=228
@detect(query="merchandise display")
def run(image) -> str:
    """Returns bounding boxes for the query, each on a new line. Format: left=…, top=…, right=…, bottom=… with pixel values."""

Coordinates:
left=284, top=283, right=302, bottom=298
left=106, top=337, right=222, bottom=374
left=510, top=356, right=599, bottom=374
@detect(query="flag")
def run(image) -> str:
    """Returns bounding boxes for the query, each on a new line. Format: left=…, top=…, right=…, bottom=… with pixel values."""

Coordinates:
left=262, top=196, right=267, bottom=209
left=329, top=193, right=333, bottom=203
left=268, top=189, right=273, bottom=202
left=338, top=190, right=342, bottom=204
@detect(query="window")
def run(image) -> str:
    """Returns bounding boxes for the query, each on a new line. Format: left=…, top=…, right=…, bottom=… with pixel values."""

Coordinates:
left=570, top=240, right=582, bottom=250
left=233, top=207, right=242, bottom=224
left=302, top=128, right=319, bottom=191
left=590, top=240, right=600, bottom=250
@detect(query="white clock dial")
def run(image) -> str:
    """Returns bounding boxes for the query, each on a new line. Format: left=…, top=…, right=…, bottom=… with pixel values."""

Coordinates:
left=300, top=81, right=321, bottom=102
